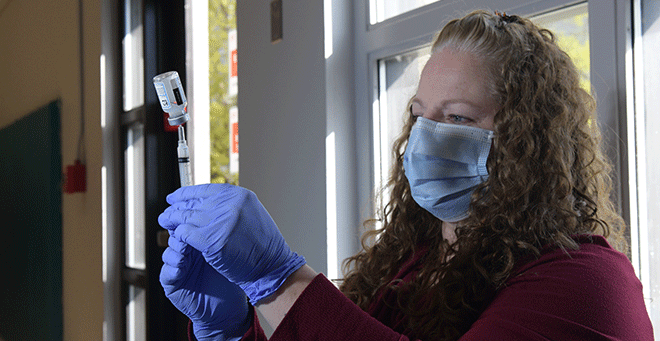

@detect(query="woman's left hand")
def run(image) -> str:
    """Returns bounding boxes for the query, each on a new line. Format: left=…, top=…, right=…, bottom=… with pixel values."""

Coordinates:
left=159, top=183, right=306, bottom=305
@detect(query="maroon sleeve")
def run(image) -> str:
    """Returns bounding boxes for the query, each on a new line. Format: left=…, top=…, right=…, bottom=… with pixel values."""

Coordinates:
left=459, top=236, right=654, bottom=341
left=251, top=274, right=414, bottom=341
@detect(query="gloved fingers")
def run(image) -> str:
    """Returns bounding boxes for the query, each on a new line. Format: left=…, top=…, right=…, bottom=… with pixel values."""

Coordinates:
left=166, top=183, right=234, bottom=205
left=158, top=207, right=180, bottom=229
left=162, top=246, right=186, bottom=268
left=160, top=262, right=184, bottom=290
left=166, top=198, right=204, bottom=211
left=169, top=190, right=238, bottom=214
left=167, top=235, right=189, bottom=254
left=172, top=223, right=227, bottom=255
left=158, top=206, right=206, bottom=229
left=158, top=208, right=178, bottom=229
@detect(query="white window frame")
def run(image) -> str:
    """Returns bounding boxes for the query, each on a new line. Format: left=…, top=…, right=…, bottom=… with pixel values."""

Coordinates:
left=630, top=0, right=659, bottom=334
left=184, top=0, right=210, bottom=185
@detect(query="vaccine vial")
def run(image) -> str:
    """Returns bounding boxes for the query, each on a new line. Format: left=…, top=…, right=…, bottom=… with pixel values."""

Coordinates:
left=153, top=71, right=190, bottom=126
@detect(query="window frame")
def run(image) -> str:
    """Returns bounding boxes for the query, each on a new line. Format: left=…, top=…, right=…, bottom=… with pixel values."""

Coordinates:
left=630, top=0, right=660, bottom=330
left=104, top=0, right=191, bottom=339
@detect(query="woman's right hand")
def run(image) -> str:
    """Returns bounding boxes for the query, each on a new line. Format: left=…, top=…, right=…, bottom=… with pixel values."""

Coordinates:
left=160, top=235, right=251, bottom=340
left=158, top=184, right=306, bottom=306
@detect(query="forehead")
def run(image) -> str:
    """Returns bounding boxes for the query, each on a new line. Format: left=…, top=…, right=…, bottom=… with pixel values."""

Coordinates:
left=416, top=48, right=491, bottom=105
left=422, top=48, right=483, bottom=75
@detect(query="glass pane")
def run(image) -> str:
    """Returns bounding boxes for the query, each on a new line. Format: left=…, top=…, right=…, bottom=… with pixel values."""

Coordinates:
left=375, top=47, right=431, bottom=200
left=125, top=123, right=145, bottom=269
left=126, top=285, right=146, bottom=341
left=123, top=0, right=144, bottom=111
left=532, top=2, right=590, bottom=92
left=209, top=0, right=239, bottom=185
left=370, top=0, right=441, bottom=24
left=638, top=0, right=660, bottom=337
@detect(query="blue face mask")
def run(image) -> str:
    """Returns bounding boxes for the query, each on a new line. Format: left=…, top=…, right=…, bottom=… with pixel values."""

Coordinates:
left=403, top=117, right=494, bottom=222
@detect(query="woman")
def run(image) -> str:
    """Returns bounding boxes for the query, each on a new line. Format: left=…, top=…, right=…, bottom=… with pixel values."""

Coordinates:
left=158, top=10, right=653, bottom=340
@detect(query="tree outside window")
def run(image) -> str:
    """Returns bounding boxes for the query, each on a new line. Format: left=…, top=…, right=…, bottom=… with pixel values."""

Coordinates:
left=209, top=0, right=238, bottom=184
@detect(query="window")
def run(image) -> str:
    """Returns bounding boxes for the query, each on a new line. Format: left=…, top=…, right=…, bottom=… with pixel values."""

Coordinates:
left=208, top=0, right=239, bottom=185
left=374, top=48, right=430, bottom=204
left=121, top=0, right=148, bottom=339
left=370, top=0, right=441, bottom=24
left=107, top=0, right=190, bottom=339
left=531, top=2, right=590, bottom=92
left=184, top=0, right=238, bottom=187
left=123, top=0, right=144, bottom=112
left=631, top=0, right=660, bottom=336
left=125, top=286, right=146, bottom=341
left=124, top=123, right=145, bottom=271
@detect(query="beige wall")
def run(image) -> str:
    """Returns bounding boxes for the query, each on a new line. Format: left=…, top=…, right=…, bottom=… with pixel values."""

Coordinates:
left=0, top=0, right=103, bottom=339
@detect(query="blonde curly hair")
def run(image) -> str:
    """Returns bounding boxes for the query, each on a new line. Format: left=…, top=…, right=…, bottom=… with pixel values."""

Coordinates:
left=340, top=10, right=627, bottom=340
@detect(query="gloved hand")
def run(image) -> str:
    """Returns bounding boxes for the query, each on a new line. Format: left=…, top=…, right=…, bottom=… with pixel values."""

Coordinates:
left=159, top=184, right=307, bottom=305
left=160, top=235, right=252, bottom=340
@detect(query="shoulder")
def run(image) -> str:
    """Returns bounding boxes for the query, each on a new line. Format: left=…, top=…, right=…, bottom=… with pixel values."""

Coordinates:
left=509, top=235, right=638, bottom=300
left=461, top=235, right=653, bottom=340
left=511, top=235, right=633, bottom=288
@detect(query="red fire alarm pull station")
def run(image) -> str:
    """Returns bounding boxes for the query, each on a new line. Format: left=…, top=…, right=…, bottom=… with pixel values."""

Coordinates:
left=64, top=159, right=87, bottom=193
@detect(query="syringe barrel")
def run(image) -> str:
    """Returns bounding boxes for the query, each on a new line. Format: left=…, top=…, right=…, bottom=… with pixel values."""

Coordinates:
left=177, top=126, right=193, bottom=187
left=177, top=141, right=193, bottom=187
left=178, top=159, right=193, bottom=187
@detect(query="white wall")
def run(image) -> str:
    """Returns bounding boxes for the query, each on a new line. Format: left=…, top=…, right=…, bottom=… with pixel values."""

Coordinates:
left=324, top=0, right=360, bottom=280
left=237, top=0, right=356, bottom=277
left=0, top=0, right=103, bottom=339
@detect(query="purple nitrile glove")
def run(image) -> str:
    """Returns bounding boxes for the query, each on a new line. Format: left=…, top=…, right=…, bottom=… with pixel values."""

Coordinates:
left=159, top=183, right=306, bottom=305
left=160, top=235, right=251, bottom=341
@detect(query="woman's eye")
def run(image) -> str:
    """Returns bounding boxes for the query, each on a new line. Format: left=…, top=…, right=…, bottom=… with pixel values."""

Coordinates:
left=448, top=114, right=471, bottom=123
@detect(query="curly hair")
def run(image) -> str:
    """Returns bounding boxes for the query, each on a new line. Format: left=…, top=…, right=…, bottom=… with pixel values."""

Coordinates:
left=340, top=10, right=627, bottom=340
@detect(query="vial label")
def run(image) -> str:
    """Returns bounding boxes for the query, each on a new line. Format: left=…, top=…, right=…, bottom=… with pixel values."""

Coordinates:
left=170, top=77, right=186, bottom=105
left=173, top=87, right=183, bottom=105
left=154, top=82, right=171, bottom=109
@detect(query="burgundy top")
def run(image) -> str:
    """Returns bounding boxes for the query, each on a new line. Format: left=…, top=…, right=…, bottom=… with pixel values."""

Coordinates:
left=198, top=235, right=653, bottom=340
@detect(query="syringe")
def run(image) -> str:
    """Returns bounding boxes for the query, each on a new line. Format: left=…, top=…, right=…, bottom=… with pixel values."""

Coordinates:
left=152, top=71, right=193, bottom=187
left=177, top=125, right=193, bottom=187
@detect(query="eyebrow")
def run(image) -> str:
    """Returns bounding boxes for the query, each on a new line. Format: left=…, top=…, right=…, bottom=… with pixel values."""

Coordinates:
left=411, top=96, right=481, bottom=110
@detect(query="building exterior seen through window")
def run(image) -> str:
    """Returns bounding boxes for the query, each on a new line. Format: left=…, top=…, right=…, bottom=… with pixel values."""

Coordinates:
left=532, top=3, right=590, bottom=92
left=209, top=0, right=239, bottom=185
